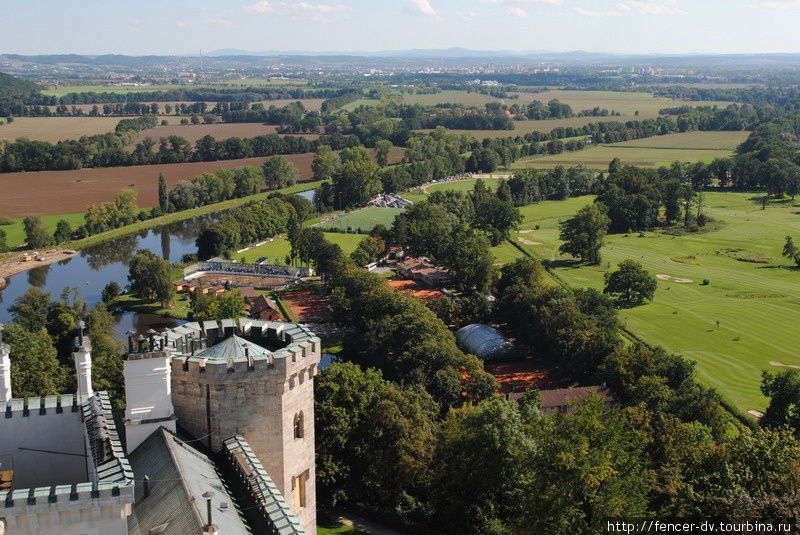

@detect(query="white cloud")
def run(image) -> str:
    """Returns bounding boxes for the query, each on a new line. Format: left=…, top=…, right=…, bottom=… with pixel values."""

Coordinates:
left=573, top=6, right=622, bottom=16
left=480, top=0, right=563, bottom=5
left=175, top=20, right=188, bottom=28
left=454, top=10, right=479, bottom=21
left=508, top=6, right=529, bottom=16
left=750, top=0, right=800, bottom=7
left=406, top=0, right=440, bottom=18
left=201, top=8, right=232, bottom=26
left=127, top=25, right=140, bottom=32
left=575, top=1, right=686, bottom=16
left=245, top=1, right=353, bottom=23
left=628, top=0, right=687, bottom=15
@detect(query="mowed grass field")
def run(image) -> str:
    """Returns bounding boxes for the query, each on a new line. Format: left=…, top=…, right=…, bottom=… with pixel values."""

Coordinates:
left=0, top=116, right=123, bottom=142
left=512, top=131, right=747, bottom=170
left=510, top=193, right=800, bottom=416
left=318, top=207, right=402, bottom=233
left=238, top=232, right=365, bottom=263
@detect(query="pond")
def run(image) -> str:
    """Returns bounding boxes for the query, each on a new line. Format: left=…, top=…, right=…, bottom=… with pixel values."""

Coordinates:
left=0, top=217, right=209, bottom=337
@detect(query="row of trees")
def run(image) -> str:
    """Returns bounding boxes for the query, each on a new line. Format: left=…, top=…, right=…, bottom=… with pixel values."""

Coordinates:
left=195, top=194, right=309, bottom=259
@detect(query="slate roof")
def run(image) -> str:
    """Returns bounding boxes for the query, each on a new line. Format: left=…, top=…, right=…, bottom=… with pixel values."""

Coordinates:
left=195, top=334, right=272, bottom=364
left=224, top=436, right=306, bottom=535
left=128, top=427, right=251, bottom=535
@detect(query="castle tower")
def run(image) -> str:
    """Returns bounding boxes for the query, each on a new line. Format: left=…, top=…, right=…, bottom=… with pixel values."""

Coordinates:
left=0, top=324, right=11, bottom=403
left=123, top=330, right=176, bottom=453
left=168, top=319, right=320, bottom=535
left=73, top=320, right=93, bottom=397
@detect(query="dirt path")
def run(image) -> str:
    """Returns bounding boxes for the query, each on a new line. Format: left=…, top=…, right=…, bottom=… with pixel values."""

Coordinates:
left=0, top=250, right=77, bottom=279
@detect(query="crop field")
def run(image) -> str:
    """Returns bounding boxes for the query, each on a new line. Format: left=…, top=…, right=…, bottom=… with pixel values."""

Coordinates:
left=133, top=123, right=320, bottom=146
left=510, top=90, right=732, bottom=118
left=0, top=116, right=123, bottom=142
left=510, top=192, right=800, bottom=416
left=0, top=153, right=320, bottom=218
left=318, top=207, right=402, bottom=233
left=402, top=90, right=505, bottom=107
left=512, top=131, right=745, bottom=170
left=238, top=232, right=365, bottom=263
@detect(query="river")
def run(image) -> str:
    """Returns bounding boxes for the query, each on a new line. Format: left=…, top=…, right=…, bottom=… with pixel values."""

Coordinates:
left=0, top=216, right=210, bottom=338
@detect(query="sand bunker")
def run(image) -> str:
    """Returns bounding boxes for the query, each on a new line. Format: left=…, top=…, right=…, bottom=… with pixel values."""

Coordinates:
left=748, top=410, right=764, bottom=419
left=518, top=237, right=543, bottom=246
left=519, top=230, right=535, bottom=234
left=656, top=274, right=694, bottom=283
left=770, top=361, right=800, bottom=370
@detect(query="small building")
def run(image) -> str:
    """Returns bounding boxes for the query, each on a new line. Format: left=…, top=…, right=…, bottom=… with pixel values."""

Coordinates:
left=396, top=257, right=451, bottom=288
left=455, top=323, right=519, bottom=362
left=236, top=285, right=259, bottom=302
left=250, top=295, right=281, bottom=321
left=508, top=385, right=618, bottom=415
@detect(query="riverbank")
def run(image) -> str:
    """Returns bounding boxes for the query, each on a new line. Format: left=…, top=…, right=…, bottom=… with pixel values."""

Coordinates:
left=0, top=179, right=323, bottom=269
left=0, top=249, right=78, bottom=280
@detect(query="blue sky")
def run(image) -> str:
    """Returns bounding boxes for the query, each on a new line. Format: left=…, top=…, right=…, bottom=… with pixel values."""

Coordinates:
left=1, top=0, right=797, bottom=56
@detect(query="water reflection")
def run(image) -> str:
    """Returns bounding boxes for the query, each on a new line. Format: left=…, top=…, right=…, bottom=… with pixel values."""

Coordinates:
left=0, top=215, right=215, bottom=329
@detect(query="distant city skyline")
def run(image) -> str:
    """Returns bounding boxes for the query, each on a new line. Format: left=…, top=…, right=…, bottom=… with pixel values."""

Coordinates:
left=1, top=0, right=797, bottom=56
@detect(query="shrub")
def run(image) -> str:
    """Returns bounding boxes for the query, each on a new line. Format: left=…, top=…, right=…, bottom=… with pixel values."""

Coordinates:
left=0, top=217, right=13, bottom=225
left=701, top=279, right=710, bottom=286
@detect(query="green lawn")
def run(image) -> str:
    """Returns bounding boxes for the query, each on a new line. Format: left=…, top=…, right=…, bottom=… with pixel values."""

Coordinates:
left=317, top=520, right=367, bottom=535
left=511, top=192, right=800, bottom=416
left=425, top=178, right=503, bottom=195
left=238, top=232, right=365, bottom=264
left=318, top=207, right=403, bottom=233
left=1, top=213, right=86, bottom=248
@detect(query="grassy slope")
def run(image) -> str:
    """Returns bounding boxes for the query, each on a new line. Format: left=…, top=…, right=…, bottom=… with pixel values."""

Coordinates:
left=511, top=193, right=800, bottom=415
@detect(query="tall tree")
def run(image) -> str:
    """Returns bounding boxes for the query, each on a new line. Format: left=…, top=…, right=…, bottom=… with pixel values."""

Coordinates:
left=158, top=173, right=169, bottom=212
left=262, top=155, right=298, bottom=190
left=3, top=323, right=68, bottom=398
left=603, top=260, right=658, bottom=307
left=375, top=140, right=393, bottom=168
left=128, top=249, right=175, bottom=306
left=558, top=203, right=610, bottom=265
left=53, top=219, right=72, bottom=244
left=311, top=145, right=340, bottom=180
left=23, top=216, right=53, bottom=249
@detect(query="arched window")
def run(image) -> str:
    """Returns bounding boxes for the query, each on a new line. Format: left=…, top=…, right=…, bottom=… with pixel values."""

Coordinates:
left=294, top=411, right=304, bottom=439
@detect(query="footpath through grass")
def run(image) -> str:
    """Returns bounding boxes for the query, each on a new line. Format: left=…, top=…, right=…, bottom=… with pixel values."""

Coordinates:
left=511, top=192, right=800, bottom=416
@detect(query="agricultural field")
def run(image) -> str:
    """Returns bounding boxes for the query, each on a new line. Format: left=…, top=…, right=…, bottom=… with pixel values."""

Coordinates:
left=317, top=207, right=402, bottom=233
left=510, top=193, right=800, bottom=416
left=0, top=154, right=321, bottom=218
left=133, top=123, right=320, bottom=146
left=414, top=90, right=737, bottom=139
left=238, top=232, right=365, bottom=263
left=511, top=90, right=731, bottom=118
left=402, top=90, right=505, bottom=107
left=424, top=177, right=502, bottom=195
left=0, top=116, right=123, bottom=142
left=512, top=130, right=746, bottom=170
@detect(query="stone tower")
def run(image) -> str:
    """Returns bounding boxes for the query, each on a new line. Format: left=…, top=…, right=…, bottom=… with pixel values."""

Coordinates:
left=162, top=318, right=320, bottom=535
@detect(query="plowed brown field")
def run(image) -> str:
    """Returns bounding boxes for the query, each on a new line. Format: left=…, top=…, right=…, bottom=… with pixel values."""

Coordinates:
left=0, top=154, right=316, bottom=217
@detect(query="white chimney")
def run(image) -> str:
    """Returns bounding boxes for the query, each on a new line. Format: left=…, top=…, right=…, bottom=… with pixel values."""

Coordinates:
left=0, top=324, right=12, bottom=404
left=124, top=331, right=176, bottom=453
left=74, top=320, right=93, bottom=397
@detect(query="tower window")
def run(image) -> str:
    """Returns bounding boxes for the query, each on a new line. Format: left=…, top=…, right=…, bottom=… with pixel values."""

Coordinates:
left=293, top=470, right=308, bottom=509
left=294, top=411, right=304, bottom=439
